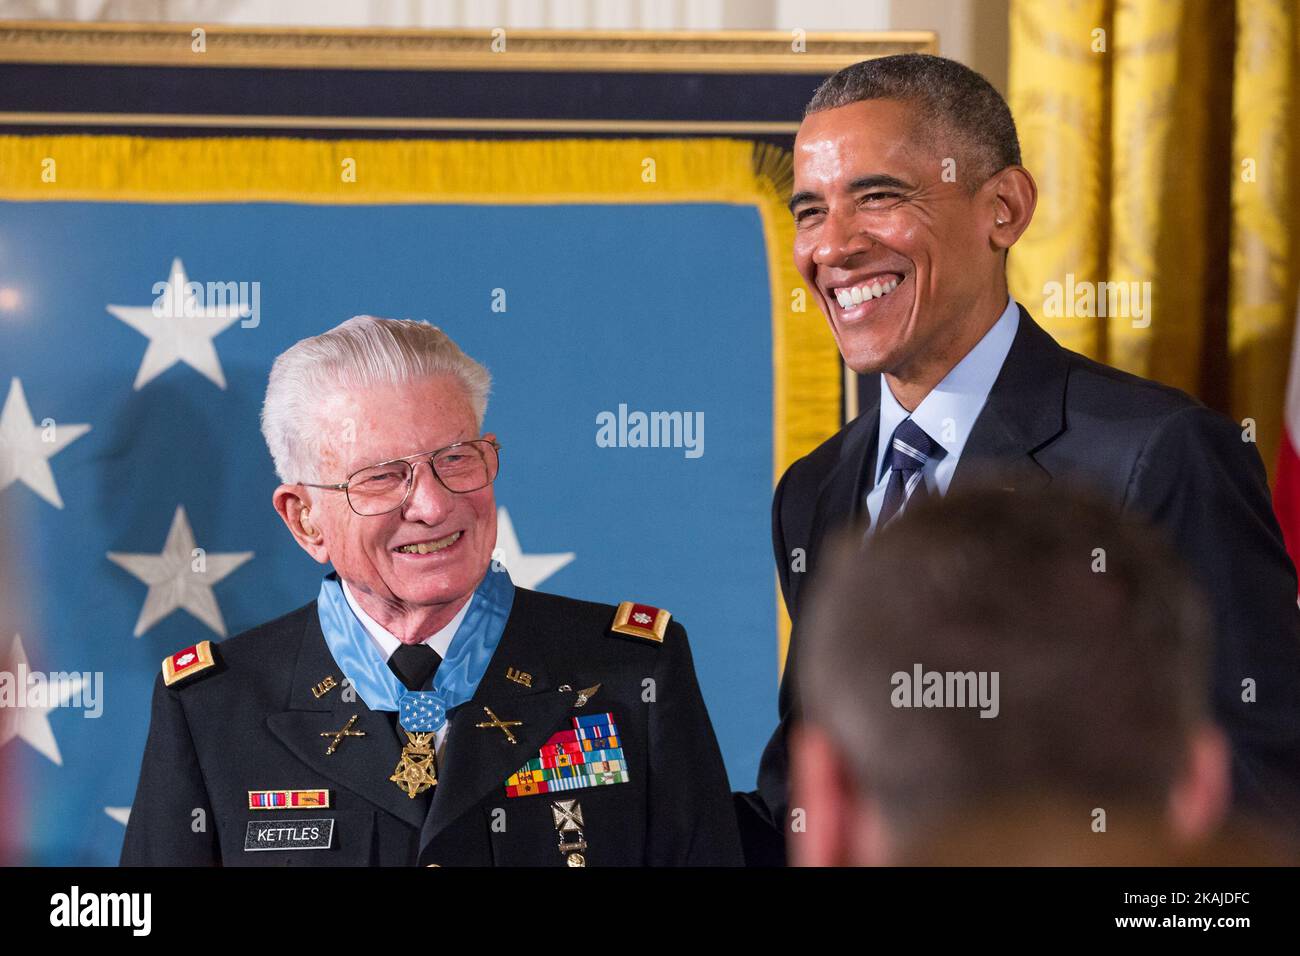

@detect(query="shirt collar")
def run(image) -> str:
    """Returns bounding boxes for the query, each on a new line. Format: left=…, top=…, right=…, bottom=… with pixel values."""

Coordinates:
left=339, top=577, right=470, bottom=661
left=876, top=296, right=1020, bottom=481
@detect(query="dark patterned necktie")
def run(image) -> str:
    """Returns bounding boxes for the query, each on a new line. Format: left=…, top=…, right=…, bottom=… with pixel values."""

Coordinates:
left=875, top=417, right=945, bottom=530
left=387, top=643, right=442, bottom=692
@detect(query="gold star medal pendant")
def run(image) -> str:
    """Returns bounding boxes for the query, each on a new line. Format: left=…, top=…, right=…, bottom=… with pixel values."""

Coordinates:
left=389, top=694, right=446, bottom=798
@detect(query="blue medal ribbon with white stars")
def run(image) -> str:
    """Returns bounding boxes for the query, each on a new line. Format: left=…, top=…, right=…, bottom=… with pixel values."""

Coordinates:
left=316, top=566, right=515, bottom=732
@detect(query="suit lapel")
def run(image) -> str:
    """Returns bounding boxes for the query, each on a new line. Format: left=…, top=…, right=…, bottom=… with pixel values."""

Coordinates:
left=417, top=590, right=579, bottom=855
left=779, top=390, right=879, bottom=707
left=946, top=307, right=1068, bottom=496
left=265, top=607, right=429, bottom=830
left=806, top=382, right=880, bottom=580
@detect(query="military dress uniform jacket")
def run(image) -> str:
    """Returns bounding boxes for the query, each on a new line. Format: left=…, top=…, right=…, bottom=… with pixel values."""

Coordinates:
left=119, top=585, right=743, bottom=866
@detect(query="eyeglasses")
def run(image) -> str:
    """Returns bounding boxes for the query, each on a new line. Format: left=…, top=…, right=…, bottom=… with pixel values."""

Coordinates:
left=299, top=439, right=501, bottom=516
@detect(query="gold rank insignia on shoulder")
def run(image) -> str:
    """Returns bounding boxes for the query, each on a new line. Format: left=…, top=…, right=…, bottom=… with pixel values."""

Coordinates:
left=610, top=602, right=670, bottom=644
left=161, top=640, right=217, bottom=686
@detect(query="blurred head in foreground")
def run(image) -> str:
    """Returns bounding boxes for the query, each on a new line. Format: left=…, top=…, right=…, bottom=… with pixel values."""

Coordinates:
left=790, top=484, right=1246, bottom=865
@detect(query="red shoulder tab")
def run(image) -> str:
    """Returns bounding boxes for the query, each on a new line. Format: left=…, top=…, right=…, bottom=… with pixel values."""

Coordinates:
left=162, top=640, right=217, bottom=686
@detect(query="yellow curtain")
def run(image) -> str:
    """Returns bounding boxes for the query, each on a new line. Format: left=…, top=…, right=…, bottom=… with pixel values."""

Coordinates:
left=1009, top=0, right=1300, bottom=479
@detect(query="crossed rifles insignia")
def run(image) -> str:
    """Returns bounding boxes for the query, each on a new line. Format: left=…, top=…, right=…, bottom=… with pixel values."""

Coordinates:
left=476, top=706, right=523, bottom=744
left=321, top=714, right=366, bottom=755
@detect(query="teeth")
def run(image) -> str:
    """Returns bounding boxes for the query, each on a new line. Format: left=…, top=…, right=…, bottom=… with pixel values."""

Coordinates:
left=396, top=531, right=461, bottom=554
left=833, top=276, right=902, bottom=309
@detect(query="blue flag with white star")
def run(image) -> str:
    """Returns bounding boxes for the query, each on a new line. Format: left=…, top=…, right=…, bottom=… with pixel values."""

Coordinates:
left=0, top=190, right=778, bottom=864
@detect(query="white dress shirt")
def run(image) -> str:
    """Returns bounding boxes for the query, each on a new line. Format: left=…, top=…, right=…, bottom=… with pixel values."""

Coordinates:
left=339, top=578, right=471, bottom=754
left=864, top=296, right=1021, bottom=532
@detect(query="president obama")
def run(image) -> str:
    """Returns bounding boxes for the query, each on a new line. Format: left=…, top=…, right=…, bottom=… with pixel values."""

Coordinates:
left=736, top=53, right=1300, bottom=864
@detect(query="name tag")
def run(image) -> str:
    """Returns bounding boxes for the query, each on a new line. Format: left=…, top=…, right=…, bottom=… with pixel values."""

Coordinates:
left=244, top=818, right=335, bottom=851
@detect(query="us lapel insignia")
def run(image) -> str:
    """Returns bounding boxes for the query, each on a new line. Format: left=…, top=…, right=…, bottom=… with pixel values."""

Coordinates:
left=552, top=799, right=588, bottom=867
left=505, top=667, right=533, bottom=688
left=610, top=602, right=670, bottom=643
left=248, top=789, right=330, bottom=810
left=504, top=712, right=629, bottom=798
left=312, top=675, right=338, bottom=699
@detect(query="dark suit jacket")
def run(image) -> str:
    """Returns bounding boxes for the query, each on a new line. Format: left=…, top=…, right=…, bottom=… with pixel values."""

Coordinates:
left=736, top=306, right=1300, bottom=864
left=120, top=586, right=742, bottom=866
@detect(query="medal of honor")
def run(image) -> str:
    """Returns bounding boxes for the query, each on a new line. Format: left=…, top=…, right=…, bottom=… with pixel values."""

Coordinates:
left=389, top=694, right=445, bottom=797
left=390, top=730, right=438, bottom=798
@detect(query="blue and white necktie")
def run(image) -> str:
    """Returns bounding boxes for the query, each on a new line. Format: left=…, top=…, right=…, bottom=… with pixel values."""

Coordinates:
left=875, top=417, right=945, bottom=530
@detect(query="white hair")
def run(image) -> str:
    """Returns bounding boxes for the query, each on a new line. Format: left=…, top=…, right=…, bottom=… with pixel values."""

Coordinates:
left=260, top=315, right=492, bottom=483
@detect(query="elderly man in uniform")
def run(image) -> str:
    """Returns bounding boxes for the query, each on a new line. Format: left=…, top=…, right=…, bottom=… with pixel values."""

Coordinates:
left=120, top=316, right=741, bottom=866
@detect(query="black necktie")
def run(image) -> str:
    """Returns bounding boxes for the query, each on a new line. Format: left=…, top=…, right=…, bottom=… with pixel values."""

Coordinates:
left=387, top=643, right=442, bottom=692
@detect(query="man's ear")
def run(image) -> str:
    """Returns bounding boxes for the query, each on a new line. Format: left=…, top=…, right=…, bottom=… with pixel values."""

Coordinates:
left=1169, top=722, right=1231, bottom=843
left=790, top=721, right=862, bottom=866
left=272, top=485, right=329, bottom=564
left=986, top=164, right=1037, bottom=253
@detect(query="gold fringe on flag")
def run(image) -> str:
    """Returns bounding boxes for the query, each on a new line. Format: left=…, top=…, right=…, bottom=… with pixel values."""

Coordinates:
left=0, top=132, right=839, bottom=668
